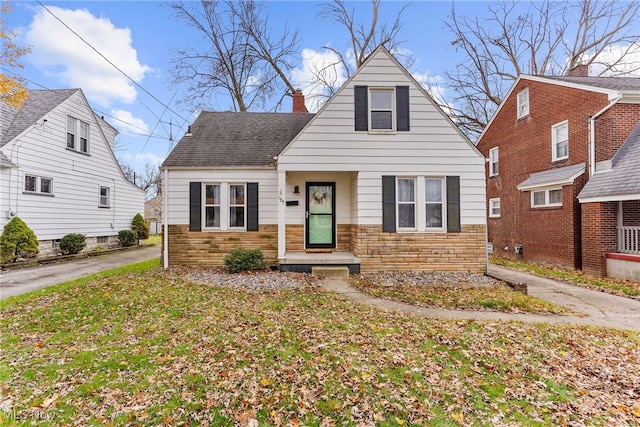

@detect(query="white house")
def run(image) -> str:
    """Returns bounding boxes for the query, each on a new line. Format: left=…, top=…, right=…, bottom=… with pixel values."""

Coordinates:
left=161, top=47, right=487, bottom=273
left=0, top=88, right=145, bottom=256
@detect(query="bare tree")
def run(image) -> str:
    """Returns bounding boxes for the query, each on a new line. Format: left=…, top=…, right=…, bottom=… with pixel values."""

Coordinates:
left=169, top=0, right=299, bottom=112
left=307, top=0, right=412, bottom=105
left=443, top=0, right=640, bottom=140
left=118, top=160, right=161, bottom=199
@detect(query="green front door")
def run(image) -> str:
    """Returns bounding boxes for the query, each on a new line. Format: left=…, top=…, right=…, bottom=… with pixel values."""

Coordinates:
left=306, top=182, right=336, bottom=248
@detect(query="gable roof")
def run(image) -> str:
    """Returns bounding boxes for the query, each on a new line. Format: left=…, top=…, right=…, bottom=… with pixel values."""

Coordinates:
left=578, top=123, right=640, bottom=202
left=162, top=112, right=315, bottom=168
left=1, top=89, right=78, bottom=146
left=478, top=75, right=640, bottom=144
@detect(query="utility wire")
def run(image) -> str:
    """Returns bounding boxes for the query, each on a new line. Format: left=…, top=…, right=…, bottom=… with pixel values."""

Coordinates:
left=36, top=0, right=189, bottom=124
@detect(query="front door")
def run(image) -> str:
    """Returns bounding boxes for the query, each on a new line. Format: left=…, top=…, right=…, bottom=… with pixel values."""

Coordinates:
left=306, top=182, right=336, bottom=249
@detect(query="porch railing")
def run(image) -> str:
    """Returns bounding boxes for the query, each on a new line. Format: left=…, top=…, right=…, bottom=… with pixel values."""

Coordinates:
left=617, top=226, right=640, bottom=254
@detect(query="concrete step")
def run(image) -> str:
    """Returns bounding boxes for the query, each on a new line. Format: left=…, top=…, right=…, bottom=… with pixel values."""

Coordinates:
left=311, top=266, right=350, bottom=279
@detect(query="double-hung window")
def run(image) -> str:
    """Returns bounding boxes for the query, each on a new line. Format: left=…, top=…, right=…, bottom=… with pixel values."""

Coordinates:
left=397, top=178, right=416, bottom=229
left=99, top=186, right=110, bottom=207
left=395, top=177, right=446, bottom=231
left=67, top=116, right=90, bottom=154
left=531, top=188, right=562, bottom=208
left=204, top=184, right=221, bottom=228
left=370, top=89, right=394, bottom=130
left=24, top=174, right=53, bottom=195
left=489, top=198, right=501, bottom=218
left=552, top=121, right=568, bottom=161
left=425, top=178, right=443, bottom=228
left=489, top=147, right=499, bottom=177
left=517, top=88, right=529, bottom=119
left=202, top=183, right=246, bottom=229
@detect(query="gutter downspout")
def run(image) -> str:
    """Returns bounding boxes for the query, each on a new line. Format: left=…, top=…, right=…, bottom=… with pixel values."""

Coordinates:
left=589, top=95, right=621, bottom=177
left=163, top=168, right=169, bottom=269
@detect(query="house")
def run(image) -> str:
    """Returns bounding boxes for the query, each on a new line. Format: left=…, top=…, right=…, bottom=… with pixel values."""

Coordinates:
left=144, top=194, right=162, bottom=235
left=476, top=68, right=640, bottom=276
left=161, top=47, right=487, bottom=273
left=0, top=88, right=145, bottom=256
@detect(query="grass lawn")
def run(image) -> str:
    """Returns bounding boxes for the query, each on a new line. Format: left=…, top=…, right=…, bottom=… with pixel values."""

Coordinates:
left=491, top=257, right=640, bottom=300
left=1, top=261, right=639, bottom=426
left=351, top=276, right=575, bottom=315
left=142, top=234, right=162, bottom=246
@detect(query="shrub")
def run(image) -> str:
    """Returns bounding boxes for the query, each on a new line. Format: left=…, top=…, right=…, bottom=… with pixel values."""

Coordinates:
left=224, top=248, right=266, bottom=273
left=0, top=217, right=39, bottom=263
left=118, top=229, right=137, bottom=247
left=59, top=233, right=86, bottom=255
left=131, top=213, right=149, bottom=244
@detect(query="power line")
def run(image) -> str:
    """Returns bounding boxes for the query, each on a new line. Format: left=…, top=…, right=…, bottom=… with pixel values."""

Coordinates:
left=36, top=0, right=189, bottom=124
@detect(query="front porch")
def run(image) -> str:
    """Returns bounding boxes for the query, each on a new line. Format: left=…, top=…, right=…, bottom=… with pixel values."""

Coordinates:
left=279, top=251, right=361, bottom=274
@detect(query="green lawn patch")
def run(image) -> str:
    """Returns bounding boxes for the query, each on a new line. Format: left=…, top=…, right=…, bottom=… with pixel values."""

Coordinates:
left=492, top=257, right=640, bottom=300
left=1, top=266, right=638, bottom=425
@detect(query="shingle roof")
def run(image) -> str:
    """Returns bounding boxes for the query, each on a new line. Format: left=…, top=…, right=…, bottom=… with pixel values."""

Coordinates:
left=1, top=89, right=78, bottom=146
left=545, top=76, right=640, bottom=91
left=517, top=162, right=586, bottom=190
left=578, top=123, right=640, bottom=200
left=162, top=111, right=315, bottom=168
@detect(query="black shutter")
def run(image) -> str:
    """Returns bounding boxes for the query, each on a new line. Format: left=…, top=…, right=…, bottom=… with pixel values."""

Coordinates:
left=382, top=175, right=396, bottom=232
left=189, top=182, right=202, bottom=231
left=247, top=182, right=259, bottom=231
left=354, top=85, right=368, bottom=131
left=396, top=85, right=410, bottom=131
left=446, top=176, right=461, bottom=233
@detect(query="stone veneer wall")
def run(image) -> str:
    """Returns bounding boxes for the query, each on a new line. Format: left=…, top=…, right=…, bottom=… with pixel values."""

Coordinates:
left=285, top=224, right=353, bottom=252
left=167, top=224, right=278, bottom=266
left=352, top=224, right=487, bottom=273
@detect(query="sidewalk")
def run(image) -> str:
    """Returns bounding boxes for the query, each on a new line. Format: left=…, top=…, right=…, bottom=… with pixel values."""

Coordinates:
left=0, top=245, right=159, bottom=300
left=316, top=266, right=640, bottom=331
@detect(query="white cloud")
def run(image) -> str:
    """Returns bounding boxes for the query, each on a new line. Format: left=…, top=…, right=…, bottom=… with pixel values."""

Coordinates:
left=585, top=43, right=640, bottom=77
left=24, top=6, right=152, bottom=107
left=110, top=109, right=149, bottom=135
left=290, top=48, right=348, bottom=112
left=412, top=70, right=453, bottom=116
left=120, top=151, right=165, bottom=167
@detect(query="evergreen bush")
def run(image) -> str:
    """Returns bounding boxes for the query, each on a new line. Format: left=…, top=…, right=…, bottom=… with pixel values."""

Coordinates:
left=131, top=213, right=149, bottom=244
left=118, top=229, right=137, bottom=247
left=59, top=233, right=86, bottom=255
left=0, top=217, right=39, bottom=263
left=224, top=248, right=266, bottom=273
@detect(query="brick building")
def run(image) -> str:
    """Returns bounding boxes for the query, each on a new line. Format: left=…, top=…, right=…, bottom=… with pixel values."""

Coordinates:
left=476, top=71, right=640, bottom=276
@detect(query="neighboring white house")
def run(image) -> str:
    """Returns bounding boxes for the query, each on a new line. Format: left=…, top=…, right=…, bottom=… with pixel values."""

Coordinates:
left=0, top=88, right=145, bottom=256
left=161, top=47, right=487, bottom=273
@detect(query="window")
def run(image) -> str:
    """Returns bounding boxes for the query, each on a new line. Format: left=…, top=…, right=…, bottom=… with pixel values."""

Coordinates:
left=370, top=89, right=394, bottom=130
left=517, top=88, right=529, bottom=119
left=99, top=186, right=110, bottom=207
left=552, top=121, right=568, bottom=161
left=97, top=236, right=109, bottom=244
left=229, top=184, right=245, bottom=228
left=67, top=116, right=90, bottom=153
left=24, top=174, right=53, bottom=194
left=204, top=184, right=221, bottom=228
left=489, top=198, right=501, bottom=218
left=489, top=147, right=499, bottom=177
left=531, top=188, right=562, bottom=208
left=397, top=178, right=416, bottom=229
left=425, top=178, right=443, bottom=228
left=355, top=85, right=409, bottom=132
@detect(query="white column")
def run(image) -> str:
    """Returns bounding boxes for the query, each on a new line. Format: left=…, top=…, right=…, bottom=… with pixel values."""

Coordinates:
left=277, top=170, right=286, bottom=259
left=163, top=168, right=169, bottom=269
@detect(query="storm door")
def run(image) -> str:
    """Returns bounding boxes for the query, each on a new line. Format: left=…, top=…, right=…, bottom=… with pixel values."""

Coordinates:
left=306, top=182, right=336, bottom=249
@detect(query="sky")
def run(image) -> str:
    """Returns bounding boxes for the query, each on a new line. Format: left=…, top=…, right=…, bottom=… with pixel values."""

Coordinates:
left=5, top=0, right=486, bottom=175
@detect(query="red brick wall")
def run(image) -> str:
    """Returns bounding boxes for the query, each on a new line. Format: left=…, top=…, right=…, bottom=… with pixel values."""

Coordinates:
left=594, top=104, right=640, bottom=163
left=582, top=202, right=618, bottom=276
left=623, top=200, right=640, bottom=226
left=477, top=77, right=640, bottom=270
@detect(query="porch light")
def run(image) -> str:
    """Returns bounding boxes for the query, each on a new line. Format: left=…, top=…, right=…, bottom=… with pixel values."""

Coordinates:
left=294, top=185, right=300, bottom=194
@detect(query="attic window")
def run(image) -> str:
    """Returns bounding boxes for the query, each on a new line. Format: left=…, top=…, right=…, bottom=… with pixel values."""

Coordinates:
left=517, top=88, right=529, bottom=119
left=355, top=85, right=410, bottom=132
left=67, top=116, right=90, bottom=154
left=370, top=89, right=394, bottom=130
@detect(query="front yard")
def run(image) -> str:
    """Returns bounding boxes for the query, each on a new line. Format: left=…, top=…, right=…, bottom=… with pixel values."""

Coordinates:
left=1, top=260, right=639, bottom=426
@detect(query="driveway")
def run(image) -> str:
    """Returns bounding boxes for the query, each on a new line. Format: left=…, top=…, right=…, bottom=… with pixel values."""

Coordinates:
left=0, top=245, right=159, bottom=300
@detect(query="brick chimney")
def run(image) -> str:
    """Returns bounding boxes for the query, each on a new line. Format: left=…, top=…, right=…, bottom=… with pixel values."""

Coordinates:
left=567, top=63, right=589, bottom=77
left=292, top=89, right=307, bottom=113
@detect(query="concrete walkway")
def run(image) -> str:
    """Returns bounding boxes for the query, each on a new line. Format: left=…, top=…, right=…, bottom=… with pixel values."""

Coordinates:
left=0, top=245, right=159, bottom=300
left=316, top=265, right=640, bottom=331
